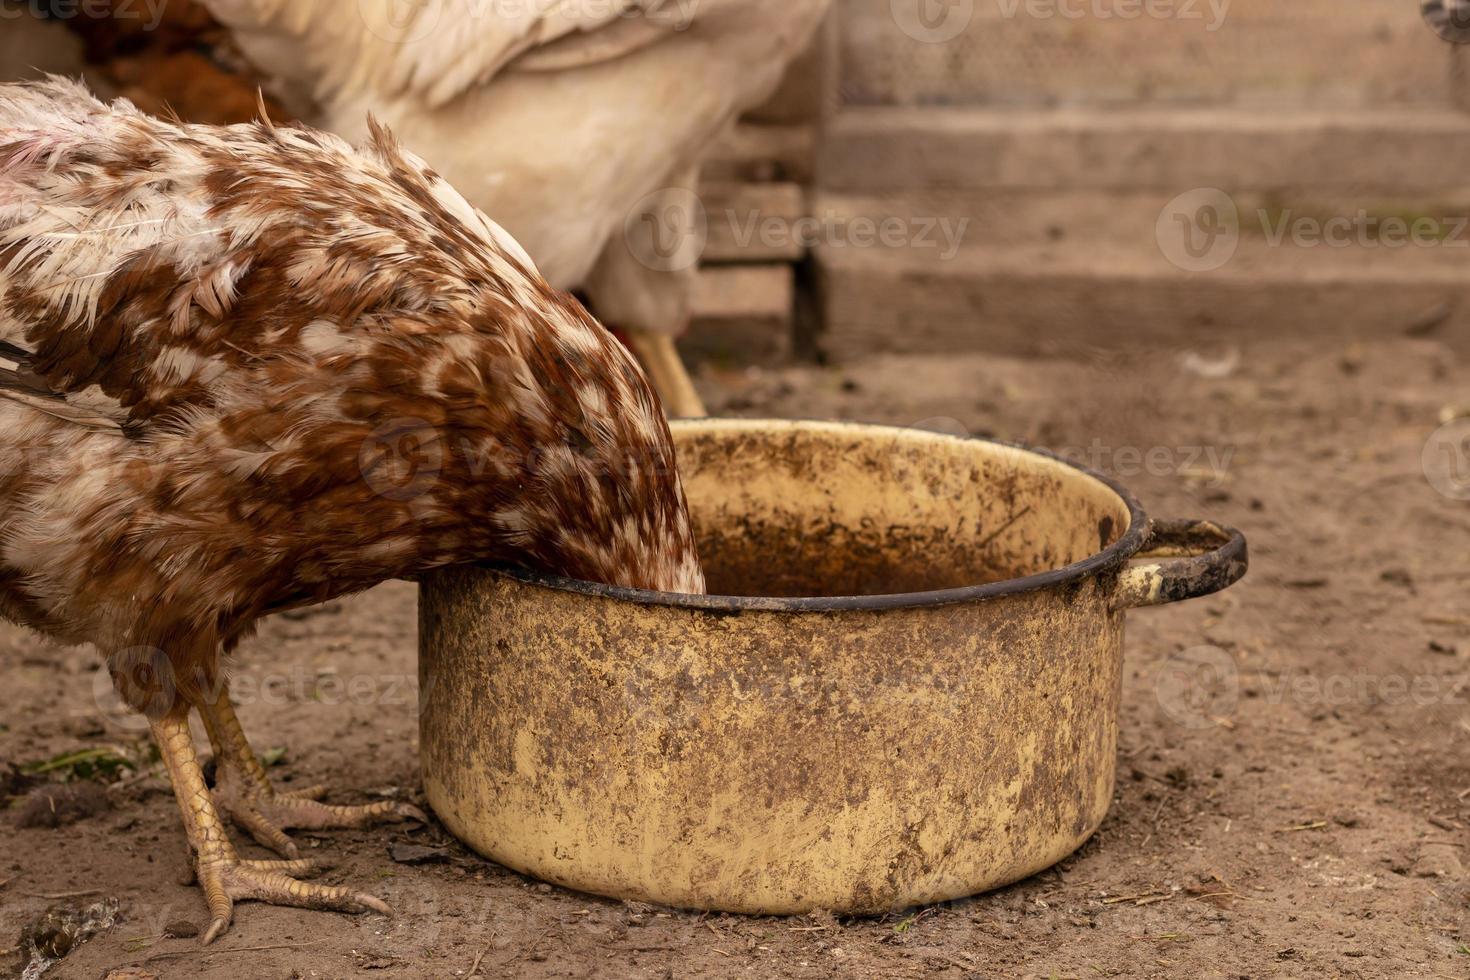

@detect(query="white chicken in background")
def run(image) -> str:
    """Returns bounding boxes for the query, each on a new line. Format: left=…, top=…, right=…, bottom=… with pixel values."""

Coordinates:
left=201, top=0, right=834, bottom=417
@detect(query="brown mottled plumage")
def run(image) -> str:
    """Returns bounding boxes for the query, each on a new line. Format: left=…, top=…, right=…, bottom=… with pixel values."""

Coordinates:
left=0, top=77, right=703, bottom=942
left=203, top=0, right=834, bottom=418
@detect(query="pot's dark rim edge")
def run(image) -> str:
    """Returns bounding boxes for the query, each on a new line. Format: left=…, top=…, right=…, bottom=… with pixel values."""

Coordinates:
left=473, top=419, right=1153, bottom=613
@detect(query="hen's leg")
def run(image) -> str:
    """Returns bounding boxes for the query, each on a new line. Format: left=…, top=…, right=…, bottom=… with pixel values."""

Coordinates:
left=200, top=689, right=425, bottom=860
left=150, top=707, right=390, bottom=945
left=584, top=166, right=708, bottom=420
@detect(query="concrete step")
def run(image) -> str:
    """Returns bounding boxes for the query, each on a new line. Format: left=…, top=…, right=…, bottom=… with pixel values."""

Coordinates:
left=813, top=190, right=1470, bottom=360
left=820, top=106, right=1470, bottom=194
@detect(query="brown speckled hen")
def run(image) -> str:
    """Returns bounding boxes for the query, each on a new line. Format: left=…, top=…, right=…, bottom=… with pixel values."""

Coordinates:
left=0, top=78, right=703, bottom=943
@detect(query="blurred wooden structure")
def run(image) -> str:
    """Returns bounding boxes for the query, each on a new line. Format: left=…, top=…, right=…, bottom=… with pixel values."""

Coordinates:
left=798, top=0, right=1470, bottom=361
left=10, top=1, right=1470, bottom=364
left=686, top=15, right=837, bottom=366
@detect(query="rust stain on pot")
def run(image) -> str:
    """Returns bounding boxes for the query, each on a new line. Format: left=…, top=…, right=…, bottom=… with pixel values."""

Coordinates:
left=420, top=420, right=1247, bottom=915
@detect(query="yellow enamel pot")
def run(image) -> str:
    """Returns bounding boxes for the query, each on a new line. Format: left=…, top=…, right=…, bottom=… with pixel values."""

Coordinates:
left=419, top=419, right=1247, bottom=914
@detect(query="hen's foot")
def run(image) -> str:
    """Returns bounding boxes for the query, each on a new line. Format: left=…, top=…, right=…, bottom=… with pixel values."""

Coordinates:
left=214, top=773, right=427, bottom=859
left=196, top=854, right=392, bottom=945
left=202, top=693, right=425, bottom=859
left=150, top=708, right=393, bottom=946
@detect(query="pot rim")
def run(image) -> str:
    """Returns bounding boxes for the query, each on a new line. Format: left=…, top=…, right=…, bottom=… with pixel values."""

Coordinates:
left=486, top=419, right=1152, bottom=613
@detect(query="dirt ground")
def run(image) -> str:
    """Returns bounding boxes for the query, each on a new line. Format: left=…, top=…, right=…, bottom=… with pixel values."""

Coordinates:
left=2, top=333, right=1469, bottom=979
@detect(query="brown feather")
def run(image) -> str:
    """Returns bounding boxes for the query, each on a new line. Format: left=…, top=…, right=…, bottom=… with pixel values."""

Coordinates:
left=0, top=78, right=704, bottom=716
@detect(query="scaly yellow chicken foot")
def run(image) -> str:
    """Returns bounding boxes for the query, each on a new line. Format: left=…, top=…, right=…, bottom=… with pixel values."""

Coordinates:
left=200, top=689, right=426, bottom=860
left=150, top=708, right=391, bottom=944
left=624, top=330, right=707, bottom=419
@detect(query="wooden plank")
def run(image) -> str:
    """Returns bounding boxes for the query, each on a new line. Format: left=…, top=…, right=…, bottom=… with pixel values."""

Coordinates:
left=1454, top=45, right=1470, bottom=115
left=820, top=106, right=1470, bottom=193
left=686, top=265, right=795, bottom=364
left=693, top=265, right=794, bottom=321
left=703, top=123, right=817, bottom=185
left=836, top=0, right=1445, bottom=110
left=743, top=11, right=835, bottom=126
left=701, top=182, right=809, bottom=263
left=814, top=231, right=1470, bottom=361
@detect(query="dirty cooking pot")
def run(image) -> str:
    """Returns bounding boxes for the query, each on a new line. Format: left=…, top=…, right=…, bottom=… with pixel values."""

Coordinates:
left=419, top=419, right=1247, bottom=914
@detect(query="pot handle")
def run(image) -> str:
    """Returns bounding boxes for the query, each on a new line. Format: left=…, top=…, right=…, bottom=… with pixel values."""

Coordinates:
left=1111, top=519, right=1248, bottom=610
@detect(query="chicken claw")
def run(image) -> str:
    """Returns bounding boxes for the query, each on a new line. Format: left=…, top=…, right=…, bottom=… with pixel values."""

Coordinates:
left=197, top=855, right=393, bottom=946
left=201, top=692, right=426, bottom=859
left=150, top=709, right=394, bottom=945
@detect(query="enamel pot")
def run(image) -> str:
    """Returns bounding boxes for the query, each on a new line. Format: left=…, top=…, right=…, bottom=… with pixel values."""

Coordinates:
left=419, top=419, right=1247, bottom=914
